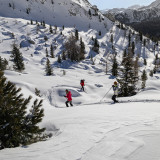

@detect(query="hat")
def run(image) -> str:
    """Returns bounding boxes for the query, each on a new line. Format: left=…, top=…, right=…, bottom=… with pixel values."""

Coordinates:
left=114, top=81, right=117, bottom=85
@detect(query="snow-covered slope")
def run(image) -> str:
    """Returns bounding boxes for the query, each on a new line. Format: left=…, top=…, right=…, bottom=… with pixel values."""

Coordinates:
left=0, top=0, right=160, bottom=159
left=0, top=0, right=111, bottom=31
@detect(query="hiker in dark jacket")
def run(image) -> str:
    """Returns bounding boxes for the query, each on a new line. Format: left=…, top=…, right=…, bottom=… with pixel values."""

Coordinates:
left=112, top=81, right=119, bottom=103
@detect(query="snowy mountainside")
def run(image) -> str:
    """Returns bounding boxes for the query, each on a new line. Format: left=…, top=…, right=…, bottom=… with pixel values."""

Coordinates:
left=0, top=0, right=111, bottom=31
left=0, top=16, right=159, bottom=106
left=103, top=0, right=160, bottom=39
left=0, top=0, right=159, bottom=104
left=104, top=0, right=160, bottom=23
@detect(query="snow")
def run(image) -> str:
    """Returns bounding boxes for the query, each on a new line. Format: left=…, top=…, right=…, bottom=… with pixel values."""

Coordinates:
left=1, top=103, right=160, bottom=160
left=0, top=0, right=160, bottom=159
left=105, top=0, right=160, bottom=23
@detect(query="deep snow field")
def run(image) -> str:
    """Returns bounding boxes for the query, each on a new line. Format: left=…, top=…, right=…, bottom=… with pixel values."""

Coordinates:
left=0, top=15, right=160, bottom=160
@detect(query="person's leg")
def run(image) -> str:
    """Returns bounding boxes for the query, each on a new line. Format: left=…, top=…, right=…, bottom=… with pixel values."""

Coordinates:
left=70, top=101, right=73, bottom=106
left=112, top=95, right=116, bottom=102
left=82, top=86, right=84, bottom=91
left=115, top=96, right=118, bottom=102
left=65, top=101, right=69, bottom=107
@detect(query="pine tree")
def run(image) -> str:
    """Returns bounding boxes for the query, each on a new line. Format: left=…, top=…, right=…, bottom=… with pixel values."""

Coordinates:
left=153, top=54, right=159, bottom=73
left=57, top=55, right=62, bottom=63
left=110, top=34, right=113, bottom=43
left=149, top=70, right=153, bottom=77
left=131, top=41, right=135, bottom=54
left=92, top=38, right=99, bottom=53
left=117, top=51, right=138, bottom=97
left=0, top=56, right=8, bottom=71
left=88, top=9, right=91, bottom=17
left=10, top=43, right=25, bottom=72
left=105, top=59, right=108, bottom=74
left=134, top=56, right=139, bottom=77
left=62, top=51, right=66, bottom=60
left=64, top=34, right=81, bottom=62
left=139, top=32, right=143, bottom=41
left=0, top=71, right=45, bottom=149
left=35, top=88, right=41, bottom=97
left=75, top=29, right=79, bottom=41
left=50, top=44, right=54, bottom=58
left=141, top=70, right=148, bottom=89
left=45, top=48, right=49, bottom=57
left=45, top=58, right=53, bottom=76
left=128, top=31, right=131, bottom=47
left=42, top=21, right=45, bottom=27
left=49, top=25, right=53, bottom=33
left=143, top=39, right=146, bottom=46
left=144, top=58, right=147, bottom=66
left=54, top=25, right=57, bottom=34
left=122, top=49, right=127, bottom=65
left=111, top=55, right=118, bottom=76
left=80, top=38, right=85, bottom=61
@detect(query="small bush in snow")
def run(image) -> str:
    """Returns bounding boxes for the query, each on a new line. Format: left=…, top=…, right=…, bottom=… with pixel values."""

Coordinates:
left=35, top=88, right=42, bottom=97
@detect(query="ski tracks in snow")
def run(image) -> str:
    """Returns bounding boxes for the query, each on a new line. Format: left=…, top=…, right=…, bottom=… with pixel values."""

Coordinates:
left=76, top=118, right=160, bottom=160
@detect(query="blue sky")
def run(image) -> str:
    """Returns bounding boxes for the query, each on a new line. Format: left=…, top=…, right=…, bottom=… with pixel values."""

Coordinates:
left=88, top=0, right=155, bottom=10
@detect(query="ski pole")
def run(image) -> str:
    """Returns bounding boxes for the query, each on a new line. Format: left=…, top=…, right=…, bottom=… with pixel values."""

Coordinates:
left=100, top=87, right=112, bottom=102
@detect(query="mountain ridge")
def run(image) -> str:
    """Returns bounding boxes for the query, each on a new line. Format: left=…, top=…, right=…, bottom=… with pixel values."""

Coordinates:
left=103, top=0, right=160, bottom=40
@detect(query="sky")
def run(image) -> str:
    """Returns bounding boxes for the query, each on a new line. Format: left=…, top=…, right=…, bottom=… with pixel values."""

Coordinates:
left=88, top=0, right=155, bottom=10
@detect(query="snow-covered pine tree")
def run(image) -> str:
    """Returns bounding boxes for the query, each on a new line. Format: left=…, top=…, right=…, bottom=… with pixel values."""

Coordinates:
left=64, top=34, right=81, bottom=62
left=35, top=88, right=41, bottom=97
left=49, top=25, right=53, bottom=33
left=0, top=71, right=45, bottom=149
left=57, top=55, right=62, bottom=63
left=144, top=58, right=147, bottom=66
left=80, top=37, right=85, bottom=61
left=128, top=30, right=131, bottom=47
left=134, top=55, right=139, bottom=77
left=110, top=34, right=113, bottom=43
left=88, top=9, right=91, bottom=17
left=121, top=49, right=127, bottom=65
left=45, top=58, right=53, bottom=76
left=117, top=48, right=139, bottom=97
left=75, top=29, right=79, bottom=41
left=131, top=41, right=135, bottom=54
left=50, top=44, right=54, bottom=58
left=153, top=54, right=159, bottom=73
left=24, top=99, right=45, bottom=144
left=141, top=70, right=148, bottom=89
left=105, top=59, right=108, bottom=74
left=92, top=38, right=99, bottom=53
left=46, top=48, right=49, bottom=57
left=62, top=51, right=66, bottom=60
left=10, top=43, right=25, bottom=72
left=111, top=55, right=118, bottom=77
left=149, top=70, right=154, bottom=77
left=0, top=56, right=8, bottom=71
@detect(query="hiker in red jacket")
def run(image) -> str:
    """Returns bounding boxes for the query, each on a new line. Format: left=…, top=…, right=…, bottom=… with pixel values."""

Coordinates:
left=64, top=89, right=73, bottom=107
left=80, top=79, right=85, bottom=91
